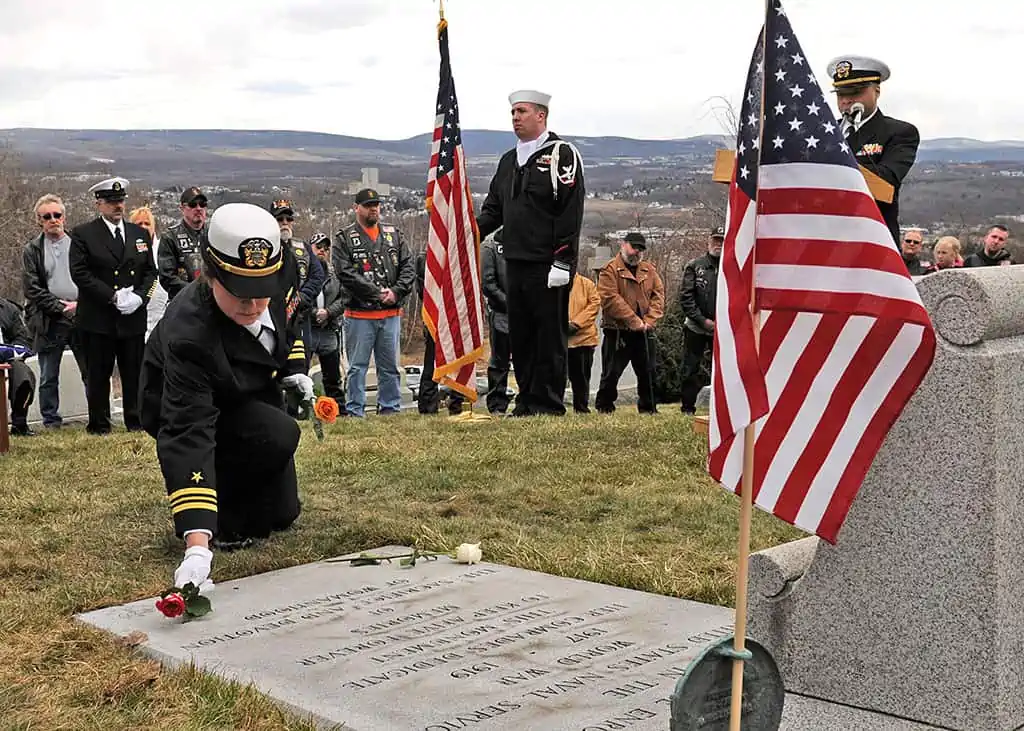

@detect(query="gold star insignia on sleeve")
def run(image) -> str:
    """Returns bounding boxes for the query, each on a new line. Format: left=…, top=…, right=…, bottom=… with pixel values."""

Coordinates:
left=191, top=471, right=204, bottom=484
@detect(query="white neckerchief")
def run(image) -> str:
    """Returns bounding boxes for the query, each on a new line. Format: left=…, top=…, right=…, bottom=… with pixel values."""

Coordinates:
left=516, top=130, right=550, bottom=167
left=102, top=217, right=124, bottom=241
left=842, top=107, right=878, bottom=138
left=243, top=308, right=276, bottom=355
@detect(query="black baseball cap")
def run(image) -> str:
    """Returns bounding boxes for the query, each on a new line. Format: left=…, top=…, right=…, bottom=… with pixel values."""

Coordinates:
left=355, top=188, right=381, bottom=206
left=623, top=232, right=646, bottom=249
left=711, top=226, right=726, bottom=239
left=269, top=199, right=295, bottom=218
left=180, top=186, right=207, bottom=205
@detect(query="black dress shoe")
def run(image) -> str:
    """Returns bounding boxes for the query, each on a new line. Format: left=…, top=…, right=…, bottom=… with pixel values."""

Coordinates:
left=10, top=425, right=36, bottom=437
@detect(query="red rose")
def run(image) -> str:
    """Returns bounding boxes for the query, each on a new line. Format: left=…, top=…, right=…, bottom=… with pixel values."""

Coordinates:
left=156, top=592, right=186, bottom=618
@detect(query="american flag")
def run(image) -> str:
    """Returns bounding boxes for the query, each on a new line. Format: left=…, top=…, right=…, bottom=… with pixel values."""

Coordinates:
left=423, top=18, right=484, bottom=401
left=708, top=0, right=936, bottom=543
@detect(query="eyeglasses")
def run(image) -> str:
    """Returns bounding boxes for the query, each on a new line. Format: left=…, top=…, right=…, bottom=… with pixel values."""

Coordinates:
left=277, top=216, right=294, bottom=224
left=186, top=201, right=208, bottom=209
left=903, top=238, right=921, bottom=244
left=39, top=212, right=63, bottom=221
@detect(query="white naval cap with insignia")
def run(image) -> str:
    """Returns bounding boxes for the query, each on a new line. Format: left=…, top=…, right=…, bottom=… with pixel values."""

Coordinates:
left=201, top=202, right=288, bottom=299
left=508, top=89, right=552, bottom=108
left=826, top=55, right=891, bottom=92
left=89, top=176, right=130, bottom=200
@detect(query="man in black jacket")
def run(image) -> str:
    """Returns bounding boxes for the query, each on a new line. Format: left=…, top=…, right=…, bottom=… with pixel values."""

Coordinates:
left=308, top=232, right=346, bottom=405
left=481, top=228, right=511, bottom=414
left=963, top=225, right=1014, bottom=267
left=476, top=89, right=585, bottom=416
left=679, top=227, right=722, bottom=414
left=141, top=203, right=312, bottom=585
left=332, top=188, right=415, bottom=417
left=69, top=177, right=158, bottom=435
left=21, top=193, right=88, bottom=428
left=157, top=185, right=208, bottom=299
left=827, top=55, right=919, bottom=244
left=0, top=298, right=37, bottom=436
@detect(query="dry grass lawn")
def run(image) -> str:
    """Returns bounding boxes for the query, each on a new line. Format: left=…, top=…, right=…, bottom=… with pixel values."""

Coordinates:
left=0, top=411, right=802, bottom=730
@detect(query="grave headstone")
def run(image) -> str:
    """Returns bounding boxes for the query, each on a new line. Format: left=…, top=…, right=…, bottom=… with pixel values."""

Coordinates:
left=747, top=266, right=1024, bottom=730
left=78, top=546, right=736, bottom=730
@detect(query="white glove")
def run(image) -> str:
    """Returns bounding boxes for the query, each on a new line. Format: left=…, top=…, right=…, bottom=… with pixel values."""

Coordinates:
left=174, top=545, right=213, bottom=590
left=547, top=265, right=571, bottom=288
left=282, top=373, right=315, bottom=401
left=115, top=290, right=143, bottom=315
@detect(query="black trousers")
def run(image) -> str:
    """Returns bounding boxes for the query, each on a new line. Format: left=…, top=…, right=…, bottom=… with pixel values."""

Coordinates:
left=486, top=320, right=511, bottom=414
left=214, top=399, right=301, bottom=541
left=680, top=328, right=714, bottom=412
left=595, top=329, right=656, bottom=414
left=82, top=331, right=144, bottom=433
left=506, top=260, right=570, bottom=416
left=6, top=359, right=36, bottom=428
left=419, top=327, right=465, bottom=415
left=311, top=327, right=345, bottom=402
left=566, top=346, right=595, bottom=413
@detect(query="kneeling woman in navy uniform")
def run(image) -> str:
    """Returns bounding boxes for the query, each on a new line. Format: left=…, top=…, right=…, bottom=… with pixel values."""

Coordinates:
left=141, top=203, right=315, bottom=590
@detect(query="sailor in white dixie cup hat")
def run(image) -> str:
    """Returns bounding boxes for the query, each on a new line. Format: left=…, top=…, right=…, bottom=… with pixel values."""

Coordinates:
left=140, top=203, right=313, bottom=589
left=476, top=88, right=585, bottom=417
left=826, top=54, right=920, bottom=246
left=69, top=174, right=157, bottom=435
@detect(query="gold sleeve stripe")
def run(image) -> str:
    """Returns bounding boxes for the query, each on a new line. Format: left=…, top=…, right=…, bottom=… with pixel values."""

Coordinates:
left=147, top=280, right=157, bottom=298
left=291, top=340, right=304, bottom=349
left=171, top=501, right=218, bottom=515
left=170, top=495, right=217, bottom=509
left=169, top=487, right=217, bottom=503
left=288, top=352, right=305, bottom=361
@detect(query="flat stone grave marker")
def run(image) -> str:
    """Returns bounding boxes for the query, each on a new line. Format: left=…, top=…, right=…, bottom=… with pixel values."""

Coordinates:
left=77, top=545, right=736, bottom=730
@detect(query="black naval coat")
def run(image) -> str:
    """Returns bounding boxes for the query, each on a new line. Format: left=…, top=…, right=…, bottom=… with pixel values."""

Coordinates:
left=140, top=272, right=307, bottom=538
left=476, top=132, right=585, bottom=270
left=847, top=110, right=920, bottom=244
left=69, top=217, right=158, bottom=337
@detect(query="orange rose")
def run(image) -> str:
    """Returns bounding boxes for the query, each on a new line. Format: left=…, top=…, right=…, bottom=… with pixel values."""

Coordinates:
left=314, top=396, right=339, bottom=424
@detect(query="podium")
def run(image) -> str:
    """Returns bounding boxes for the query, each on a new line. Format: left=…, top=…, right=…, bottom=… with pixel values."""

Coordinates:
left=712, top=148, right=894, bottom=203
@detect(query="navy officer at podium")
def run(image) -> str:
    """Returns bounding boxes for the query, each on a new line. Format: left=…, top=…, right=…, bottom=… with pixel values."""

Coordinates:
left=827, top=55, right=920, bottom=244
left=141, top=203, right=314, bottom=589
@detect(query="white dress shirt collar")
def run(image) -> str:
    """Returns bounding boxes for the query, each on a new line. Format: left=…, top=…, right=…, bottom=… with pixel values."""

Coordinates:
left=516, top=130, right=550, bottom=167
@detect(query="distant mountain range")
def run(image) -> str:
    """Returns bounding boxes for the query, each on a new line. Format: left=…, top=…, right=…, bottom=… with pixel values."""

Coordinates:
left=2, top=128, right=1023, bottom=185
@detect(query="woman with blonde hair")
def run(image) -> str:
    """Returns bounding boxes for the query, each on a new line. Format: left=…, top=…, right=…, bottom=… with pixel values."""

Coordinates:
left=928, top=236, right=963, bottom=273
left=129, top=207, right=167, bottom=338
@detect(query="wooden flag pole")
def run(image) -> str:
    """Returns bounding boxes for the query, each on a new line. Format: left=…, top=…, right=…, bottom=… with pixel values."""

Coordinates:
left=728, top=3, right=770, bottom=728
left=438, top=0, right=445, bottom=20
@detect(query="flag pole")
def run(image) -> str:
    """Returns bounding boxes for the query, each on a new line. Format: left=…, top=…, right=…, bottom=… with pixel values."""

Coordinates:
left=729, top=1, right=770, bottom=728
left=438, top=0, right=445, bottom=21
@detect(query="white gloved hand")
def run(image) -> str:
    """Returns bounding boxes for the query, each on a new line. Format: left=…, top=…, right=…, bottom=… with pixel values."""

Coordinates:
left=547, top=264, right=571, bottom=288
left=115, top=290, right=143, bottom=315
left=282, top=373, right=315, bottom=401
left=174, top=545, right=213, bottom=589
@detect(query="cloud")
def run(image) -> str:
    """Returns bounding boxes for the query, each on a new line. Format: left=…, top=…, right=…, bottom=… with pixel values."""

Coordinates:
left=0, top=0, right=1016, bottom=141
left=242, top=80, right=316, bottom=96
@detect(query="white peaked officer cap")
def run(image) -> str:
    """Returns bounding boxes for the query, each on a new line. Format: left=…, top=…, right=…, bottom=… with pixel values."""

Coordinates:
left=201, top=202, right=289, bottom=299
left=89, top=176, right=130, bottom=200
left=826, top=55, right=891, bottom=92
left=508, top=89, right=552, bottom=108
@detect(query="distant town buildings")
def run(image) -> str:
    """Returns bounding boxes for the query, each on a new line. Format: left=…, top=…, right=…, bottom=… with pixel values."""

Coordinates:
left=348, top=167, right=391, bottom=196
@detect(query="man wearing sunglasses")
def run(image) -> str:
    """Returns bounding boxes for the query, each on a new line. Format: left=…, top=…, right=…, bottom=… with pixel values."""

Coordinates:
left=158, top=186, right=209, bottom=300
left=269, top=199, right=325, bottom=374
left=21, top=193, right=89, bottom=429
left=899, top=229, right=931, bottom=276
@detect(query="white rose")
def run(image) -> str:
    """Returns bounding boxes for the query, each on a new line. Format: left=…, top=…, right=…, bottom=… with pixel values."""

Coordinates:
left=455, top=543, right=482, bottom=565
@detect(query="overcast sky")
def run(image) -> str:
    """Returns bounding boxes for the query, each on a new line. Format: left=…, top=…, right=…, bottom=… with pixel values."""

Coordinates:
left=0, top=0, right=1012, bottom=141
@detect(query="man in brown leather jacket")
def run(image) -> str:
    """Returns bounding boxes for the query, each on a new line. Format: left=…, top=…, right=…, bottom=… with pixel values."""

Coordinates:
left=594, top=233, right=664, bottom=414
